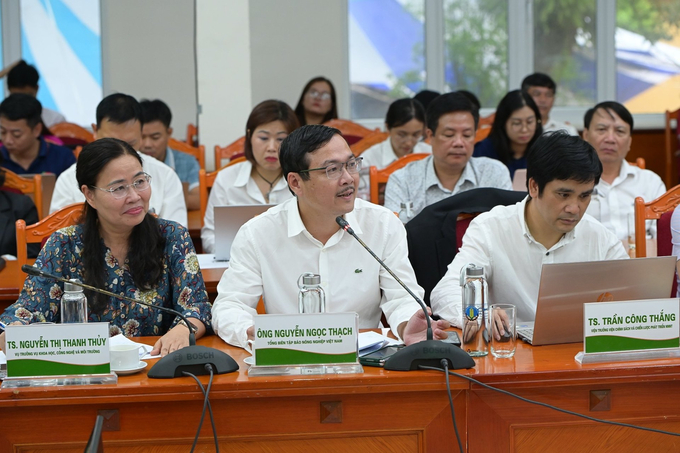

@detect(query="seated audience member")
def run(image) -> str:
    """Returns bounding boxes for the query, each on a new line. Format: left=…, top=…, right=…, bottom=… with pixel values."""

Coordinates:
left=294, top=77, right=338, bottom=126
left=414, top=89, right=440, bottom=111
left=582, top=101, right=665, bottom=240
left=201, top=100, right=298, bottom=253
left=431, top=132, right=628, bottom=328
left=473, top=90, right=543, bottom=179
left=669, top=205, right=680, bottom=296
left=0, top=167, right=39, bottom=258
left=358, top=98, right=431, bottom=198
left=140, top=99, right=200, bottom=210
left=0, top=139, right=211, bottom=355
left=50, top=94, right=188, bottom=227
left=5, top=60, right=66, bottom=127
left=384, top=92, right=511, bottom=219
left=521, top=72, right=578, bottom=135
left=0, top=94, right=75, bottom=177
left=211, top=125, right=448, bottom=348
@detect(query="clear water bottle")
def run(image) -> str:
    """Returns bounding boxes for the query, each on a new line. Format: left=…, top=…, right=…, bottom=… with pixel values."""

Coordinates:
left=398, top=201, right=414, bottom=223
left=297, top=273, right=326, bottom=314
left=61, top=279, right=88, bottom=324
left=459, top=264, right=488, bottom=357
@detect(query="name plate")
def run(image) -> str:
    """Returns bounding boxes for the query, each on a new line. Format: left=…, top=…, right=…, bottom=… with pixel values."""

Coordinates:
left=584, top=299, right=680, bottom=354
left=253, top=313, right=359, bottom=366
left=5, top=323, right=110, bottom=377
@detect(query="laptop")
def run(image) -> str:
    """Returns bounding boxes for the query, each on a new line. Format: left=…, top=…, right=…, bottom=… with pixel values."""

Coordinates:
left=213, top=205, right=274, bottom=261
left=517, top=256, right=676, bottom=345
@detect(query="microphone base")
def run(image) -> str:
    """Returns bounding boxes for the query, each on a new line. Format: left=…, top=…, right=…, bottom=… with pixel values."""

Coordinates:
left=383, top=340, right=475, bottom=371
left=147, top=345, right=239, bottom=378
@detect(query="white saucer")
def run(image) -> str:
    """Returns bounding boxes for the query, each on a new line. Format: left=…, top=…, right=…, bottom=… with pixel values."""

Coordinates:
left=112, top=361, right=148, bottom=375
left=244, top=356, right=254, bottom=365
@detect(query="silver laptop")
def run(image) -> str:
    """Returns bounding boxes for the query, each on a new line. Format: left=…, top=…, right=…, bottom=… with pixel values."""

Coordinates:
left=213, top=205, right=273, bottom=261
left=517, top=256, right=676, bottom=346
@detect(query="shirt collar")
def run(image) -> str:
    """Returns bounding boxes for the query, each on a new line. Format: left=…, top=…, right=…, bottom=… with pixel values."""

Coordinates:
left=234, top=160, right=254, bottom=187
left=286, top=197, right=364, bottom=238
left=379, top=140, right=398, bottom=167
left=37, top=137, right=49, bottom=157
left=518, top=195, right=577, bottom=247
left=425, top=155, right=477, bottom=191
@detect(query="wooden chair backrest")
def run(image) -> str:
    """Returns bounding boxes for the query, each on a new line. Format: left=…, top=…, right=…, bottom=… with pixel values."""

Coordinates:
left=168, top=137, right=205, bottom=170
left=50, top=122, right=94, bottom=143
left=628, top=157, right=646, bottom=169
left=15, top=202, right=84, bottom=266
left=350, top=131, right=389, bottom=156
left=323, top=119, right=375, bottom=139
left=199, top=156, right=247, bottom=227
left=474, top=127, right=492, bottom=143
left=186, top=123, right=199, bottom=147
left=664, top=109, right=680, bottom=187
left=634, top=184, right=680, bottom=257
left=479, top=113, right=495, bottom=129
left=3, top=170, right=43, bottom=219
left=369, top=153, right=429, bottom=205
left=214, top=136, right=246, bottom=169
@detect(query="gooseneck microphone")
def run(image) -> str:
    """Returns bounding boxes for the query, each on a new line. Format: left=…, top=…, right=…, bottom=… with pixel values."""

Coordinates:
left=22, top=264, right=238, bottom=378
left=335, top=216, right=474, bottom=371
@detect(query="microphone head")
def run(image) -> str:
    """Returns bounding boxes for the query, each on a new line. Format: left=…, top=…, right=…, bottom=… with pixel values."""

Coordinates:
left=335, top=216, right=349, bottom=229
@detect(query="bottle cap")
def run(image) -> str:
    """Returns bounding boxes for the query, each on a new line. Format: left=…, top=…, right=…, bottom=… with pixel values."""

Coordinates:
left=301, top=274, right=321, bottom=286
left=64, top=279, right=83, bottom=292
left=465, top=264, right=484, bottom=277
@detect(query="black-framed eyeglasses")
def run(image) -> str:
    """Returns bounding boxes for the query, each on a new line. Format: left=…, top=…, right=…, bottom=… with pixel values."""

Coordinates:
left=298, top=157, right=363, bottom=180
left=92, top=173, right=152, bottom=199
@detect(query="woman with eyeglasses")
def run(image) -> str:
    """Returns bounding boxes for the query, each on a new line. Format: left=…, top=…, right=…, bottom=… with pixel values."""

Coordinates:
left=201, top=100, right=299, bottom=253
left=0, top=138, right=211, bottom=356
left=473, top=90, right=543, bottom=179
left=294, top=76, right=338, bottom=126
left=358, top=98, right=430, bottom=199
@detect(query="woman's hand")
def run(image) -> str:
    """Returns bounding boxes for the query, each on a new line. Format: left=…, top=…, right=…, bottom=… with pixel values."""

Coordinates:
left=151, top=318, right=205, bottom=357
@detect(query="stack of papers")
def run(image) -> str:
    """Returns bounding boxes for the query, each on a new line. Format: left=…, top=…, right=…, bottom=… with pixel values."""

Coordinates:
left=358, top=331, right=400, bottom=357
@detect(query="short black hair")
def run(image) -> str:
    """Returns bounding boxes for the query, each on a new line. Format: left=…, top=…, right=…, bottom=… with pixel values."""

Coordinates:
left=279, top=125, right=341, bottom=191
left=526, top=131, right=601, bottom=196
left=426, top=92, right=479, bottom=134
left=385, top=98, right=426, bottom=130
left=413, top=89, right=440, bottom=111
left=456, top=90, right=481, bottom=110
left=7, top=61, right=39, bottom=89
left=521, top=73, right=556, bottom=94
left=583, top=101, right=633, bottom=131
left=96, top=93, right=142, bottom=127
left=140, top=99, right=172, bottom=129
left=0, top=93, right=43, bottom=128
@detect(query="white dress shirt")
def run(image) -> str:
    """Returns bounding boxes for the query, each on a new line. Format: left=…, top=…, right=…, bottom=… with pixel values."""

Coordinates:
left=384, top=154, right=512, bottom=219
left=669, top=206, right=680, bottom=296
left=49, top=152, right=188, bottom=227
left=200, top=160, right=293, bottom=253
left=431, top=197, right=628, bottom=327
left=586, top=161, right=666, bottom=240
left=211, top=197, right=423, bottom=348
left=357, top=138, right=431, bottom=199
left=543, top=118, right=578, bottom=136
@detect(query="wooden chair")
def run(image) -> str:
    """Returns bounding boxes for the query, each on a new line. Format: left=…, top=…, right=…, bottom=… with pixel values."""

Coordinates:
left=199, top=156, right=247, bottom=227
left=186, top=123, right=198, bottom=147
left=50, top=122, right=94, bottom=145
left=474, top=127, right=492, bottom=144
left=629, top=157, right=646, bottom=169
left=634, top=185, right=680, bottom=258
left=15, top=202, right=84, bottom=266
left=369, top=153, right=429, bottom=205
left=214, top=136, right=246, bottom=169
left=168, top=137, right=205, bottom=170
left=350, top=130, right=389, bottom=156
left=478, top=112, right=495, bottom=129
left=664, top=108, right=680, bottom=187
left=323, top=119, right=378, bottom=145
left=3, top=170, right=43, bottom=219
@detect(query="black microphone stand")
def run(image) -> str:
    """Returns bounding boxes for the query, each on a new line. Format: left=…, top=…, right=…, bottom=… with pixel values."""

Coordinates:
left=335, top=217, right=474, bottom=371
left=22, top=265, right=238, bottom=378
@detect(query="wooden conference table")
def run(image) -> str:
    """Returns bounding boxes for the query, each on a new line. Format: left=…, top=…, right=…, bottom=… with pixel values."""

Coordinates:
left=1, top=334, right=680, bottom=452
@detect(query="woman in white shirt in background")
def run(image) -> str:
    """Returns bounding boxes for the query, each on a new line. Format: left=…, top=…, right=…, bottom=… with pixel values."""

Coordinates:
left=201, top=100, right=299, bottom=253
left=358, top=98, right=431, bottom=199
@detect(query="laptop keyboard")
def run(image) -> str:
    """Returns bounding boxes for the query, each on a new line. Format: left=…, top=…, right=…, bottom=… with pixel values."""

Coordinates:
left=516, top=327, right=534, bottom=344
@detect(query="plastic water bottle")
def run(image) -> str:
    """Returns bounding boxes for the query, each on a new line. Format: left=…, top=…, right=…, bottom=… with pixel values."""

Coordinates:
left=297, top=273, right=326, bottom=314
left=398, top=201, right=414, bottom=223
left=61, top=279, right=88, bottom=323
left=459, top=264, right=488, bottom=357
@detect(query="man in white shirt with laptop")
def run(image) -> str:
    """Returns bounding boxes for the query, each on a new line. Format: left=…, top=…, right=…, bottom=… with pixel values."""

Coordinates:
left=431, top=132, right=628, bottom=328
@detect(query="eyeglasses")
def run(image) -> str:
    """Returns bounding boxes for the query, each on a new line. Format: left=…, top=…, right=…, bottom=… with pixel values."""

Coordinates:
left=92, top=173, right=152, bottom=199
left=508, top=118, right=537, bottom=131
left=307, top=90, right=331, bottom=101
left=298, top=157, right=363, bottom=180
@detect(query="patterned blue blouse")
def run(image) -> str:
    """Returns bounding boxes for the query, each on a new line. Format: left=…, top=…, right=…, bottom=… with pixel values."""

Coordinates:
left=0, top=219, right=212, bottom=337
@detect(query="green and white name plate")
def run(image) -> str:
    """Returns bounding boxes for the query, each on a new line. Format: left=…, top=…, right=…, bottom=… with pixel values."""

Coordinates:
left=5, top=323, right=110, bottom=377
left=583, top=298, right=679, bottom=355
left=253, top=313, right=359, bottom=366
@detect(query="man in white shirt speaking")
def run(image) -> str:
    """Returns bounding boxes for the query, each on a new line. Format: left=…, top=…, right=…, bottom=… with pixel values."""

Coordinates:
left=211, top=125, right=449, bottom=349
left=431, top=132, right=628, bottom=327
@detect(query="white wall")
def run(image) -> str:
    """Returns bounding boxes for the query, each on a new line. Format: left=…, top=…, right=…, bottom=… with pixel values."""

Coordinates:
left=101, top=0, right=197, bottom=138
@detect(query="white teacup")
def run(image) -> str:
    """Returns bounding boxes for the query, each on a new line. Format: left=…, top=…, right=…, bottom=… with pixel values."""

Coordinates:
left=110, top=345, right=140, bottom=370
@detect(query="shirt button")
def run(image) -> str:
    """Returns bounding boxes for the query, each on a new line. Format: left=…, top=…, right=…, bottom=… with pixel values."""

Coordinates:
left=546, top=252, right=550, bottom=256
